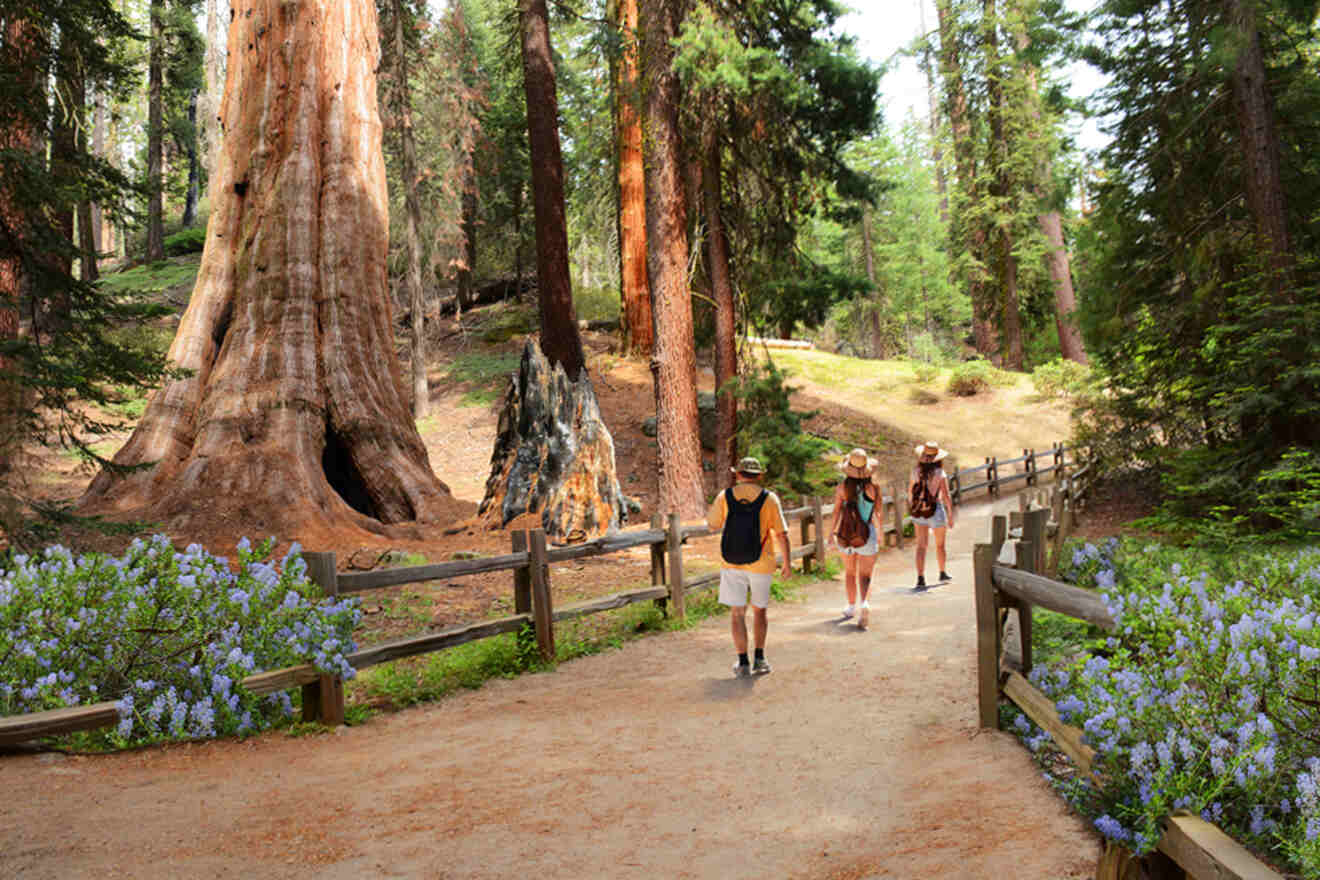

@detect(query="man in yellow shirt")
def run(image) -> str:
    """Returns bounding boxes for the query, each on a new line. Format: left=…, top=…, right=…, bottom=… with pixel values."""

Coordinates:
left=706, top=456, right=792, bottom=677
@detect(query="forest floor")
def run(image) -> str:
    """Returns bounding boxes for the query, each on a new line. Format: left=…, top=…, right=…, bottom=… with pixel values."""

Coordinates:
left=6, top=293, right=1153, bottom=877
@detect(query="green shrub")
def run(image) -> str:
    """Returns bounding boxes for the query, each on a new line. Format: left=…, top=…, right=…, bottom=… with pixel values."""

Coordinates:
left=911, top=362, right=940, bottom=383
left=573, top=285, right=620, bottom=324
left=1032, top=358, right=1094, bottom=399
left=947, top=360, right=991, bottom=396
left=164, top=227, right=207, bottom=257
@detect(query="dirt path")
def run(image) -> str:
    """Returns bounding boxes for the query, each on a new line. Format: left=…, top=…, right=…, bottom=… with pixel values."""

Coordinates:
left=4, top=496, right=1099, bottom=879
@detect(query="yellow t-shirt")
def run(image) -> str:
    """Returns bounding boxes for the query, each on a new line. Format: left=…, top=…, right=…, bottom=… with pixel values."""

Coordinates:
left=706, top=483, right=789, bottom=574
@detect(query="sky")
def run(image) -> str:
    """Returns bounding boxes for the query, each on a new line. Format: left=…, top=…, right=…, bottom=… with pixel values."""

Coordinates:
left=837, top=0, right=1109, bottom=153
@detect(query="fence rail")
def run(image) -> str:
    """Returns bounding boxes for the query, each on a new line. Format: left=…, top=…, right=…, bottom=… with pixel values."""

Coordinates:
left=3, top=492, right=878, bottom=748
left=973, top=505, right=1282, bottom=880
left=948, top=442, right=1073, bottom=505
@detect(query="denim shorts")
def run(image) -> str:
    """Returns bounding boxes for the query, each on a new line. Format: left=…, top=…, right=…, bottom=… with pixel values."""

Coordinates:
left=911, top=502, right=948, bottom=529
left=838, top=522, right=879, bottom=556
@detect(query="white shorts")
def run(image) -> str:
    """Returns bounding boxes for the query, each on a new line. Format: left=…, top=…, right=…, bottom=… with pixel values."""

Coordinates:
left=718, top=569, right=773, bottom=608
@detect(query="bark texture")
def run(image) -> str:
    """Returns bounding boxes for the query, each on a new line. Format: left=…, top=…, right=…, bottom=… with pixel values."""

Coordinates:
left=390, top=0, right=428, bottom=418
left=82, top=0, right=461, bottom=537
left=479, top=340, right=627, bottom=542
left=615, top=0, right=653, bottom=357
left=200, top=0, right=226, bottom=181
left=1039, top=210, right=1086, bottom=364
left=146, top=0, right=165, bottom=263
left=1226, top=0, right=1292, bottom=284
left=702, top=125, right=737, bottom=487
left=641, top=0, right=706, bottom=518
left=519, top=0, right=584, bottom=379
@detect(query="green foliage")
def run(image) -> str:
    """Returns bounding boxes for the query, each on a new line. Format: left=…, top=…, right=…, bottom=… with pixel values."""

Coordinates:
left=726, top=358, right=831, bottom=496
left=946, top=360, right=992, bottom=396
left=0, top=536, right=360, bottom=748
left=573, top=285, right=620, bottom=324
left=163, top=227, right=206, bottom=257
left=911, top=361, right=940, bottom=384
left=1031, top=358, right=1093, bottom=399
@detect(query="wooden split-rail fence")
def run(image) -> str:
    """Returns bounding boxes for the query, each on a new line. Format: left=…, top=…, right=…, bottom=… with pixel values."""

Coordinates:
left=974, top=504, right=1282, bottom=880
left=946, top=441, right=1080, bottom=506
left=0, top=488, right=917, bottom=747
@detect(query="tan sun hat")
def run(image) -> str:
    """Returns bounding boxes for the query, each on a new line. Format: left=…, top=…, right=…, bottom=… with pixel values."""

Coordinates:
left=839, top=448, right=878, bottom=479
left=914, top=440, right=949, bottom=462
left=731, top=456, right=765, bottom=475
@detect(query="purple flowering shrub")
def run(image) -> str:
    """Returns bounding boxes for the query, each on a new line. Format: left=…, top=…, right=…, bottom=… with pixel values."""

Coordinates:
left=0, top=535, right=360, bottom=746
left=1020, top=538, right=1320, bottom=871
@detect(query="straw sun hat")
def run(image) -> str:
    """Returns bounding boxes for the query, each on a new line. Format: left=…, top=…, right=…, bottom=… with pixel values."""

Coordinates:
left=839, top=448, right=878, bottom=480
left=915, top=440, right=949, bottom=462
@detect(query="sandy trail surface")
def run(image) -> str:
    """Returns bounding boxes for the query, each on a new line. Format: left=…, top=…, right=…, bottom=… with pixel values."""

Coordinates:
left=4, top=496, right=1099, bottom=879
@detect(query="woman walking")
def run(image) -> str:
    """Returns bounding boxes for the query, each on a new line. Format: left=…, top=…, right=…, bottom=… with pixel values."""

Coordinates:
left=909, top=441, right=955, bottom=591
left=828, top=449, right=881, bottom=628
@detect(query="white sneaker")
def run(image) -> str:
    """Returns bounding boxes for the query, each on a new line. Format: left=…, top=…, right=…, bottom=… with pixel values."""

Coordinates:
left=841, top=605, right=856, bottom=619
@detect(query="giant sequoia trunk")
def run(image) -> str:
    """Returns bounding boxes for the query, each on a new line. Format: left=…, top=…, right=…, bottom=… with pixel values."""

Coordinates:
left=641, top=0, right=706, bottom=518
left=82, top=0, right=462, bottom=538
left=615, top=0, right=653, bottom=357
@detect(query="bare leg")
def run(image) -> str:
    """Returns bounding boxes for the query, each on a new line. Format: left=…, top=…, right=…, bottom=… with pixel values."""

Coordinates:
left=915, top=524, right=930, bottom=578
left=843, top=553, right=858, bottom=606
left=934, top=527, right=948, bottom=573
left=751, top=606, right=768, bottom=651
left=857, top=553, right=877, bottom=603
left=730, top=605, right=748, bottom=654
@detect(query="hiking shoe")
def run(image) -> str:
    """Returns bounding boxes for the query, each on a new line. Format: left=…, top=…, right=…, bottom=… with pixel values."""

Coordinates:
left=858, top=604, right=870, bottom=629
left=914, top=576, right=928, bottom=592
left=733, top=662, right=752, bottom=678
left=752, top=657, right=771, bottom=675
left=939, top=571, right=952, bottom=583
left=841, top=604, right=855, bottom=619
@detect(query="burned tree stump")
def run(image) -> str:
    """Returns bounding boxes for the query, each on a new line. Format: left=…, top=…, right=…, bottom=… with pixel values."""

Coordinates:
left=479, top=340, right=628, bottom=543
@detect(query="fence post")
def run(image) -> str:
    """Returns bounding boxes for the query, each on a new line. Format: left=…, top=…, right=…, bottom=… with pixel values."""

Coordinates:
left=301, top=551, right=345, bottom=726
left=528, top=528, right=555, bottom=662
left=811, top=496, right=826, bottom=572
left=890, top=483, right=904, bottom=549
left=1018, top=508, right=1050, bottom=677
left=800, top=504, right=813, bottom=572
left=650, top=513, right=668, bottom=615
left=1025, top=449, right=1036, bottom=486
left=511, top=530, right=534, bottom=655
left=949, top=470, right=960, bottom=506
left=1048, top=506, right=1073, bottom=579
left=973, top=542, right=1000, bottom=729
left=666, top=512, right=686, bottom=621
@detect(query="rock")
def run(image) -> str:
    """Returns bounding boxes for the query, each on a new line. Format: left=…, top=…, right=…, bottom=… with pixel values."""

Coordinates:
left=478, top=340, right=628, bottom=542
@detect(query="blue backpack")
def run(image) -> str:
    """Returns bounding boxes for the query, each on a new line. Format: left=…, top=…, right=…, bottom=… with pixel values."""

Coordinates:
left=720, top=488, right=768, bottom=565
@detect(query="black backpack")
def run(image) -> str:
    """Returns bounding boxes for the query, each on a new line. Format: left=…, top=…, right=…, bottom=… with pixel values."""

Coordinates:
left=720, top=488, right=768, bottom=565
left=909, top=475, right=938, bottom=519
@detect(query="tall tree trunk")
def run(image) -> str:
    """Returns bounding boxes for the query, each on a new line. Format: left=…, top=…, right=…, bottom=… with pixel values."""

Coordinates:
left=519, top=0, right=584, bottom=378
left=936, top=0, right=998, bottom=362
left=641, top=0, right=705, bottom=517
left=200, top=0, right=225, bottom=182
left=457, top=185, right=476, bottom=311
left=984, top=0, right=1023, bottom=370
left=82, top=0, right=460, bottom=538
left=391, top=0, right=429, bottom=419
left=182, top=91, right=200, bottom=228
left=702, top=124, right=737, bottom=486
left=861, top=206, right=885, bottom=357
left=91, top=88, right=106, bottom=255
left=1225, top=0, right=1293, bottom=286
left=0, top=18, right=43, bottom=478
left=1011, top=22, right=1085, bottom=364
left=919, top=0, right=949, bottom=225
left=616, top=0, right=653, bottom=358
left=146, top=0, right=165, bottom=263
